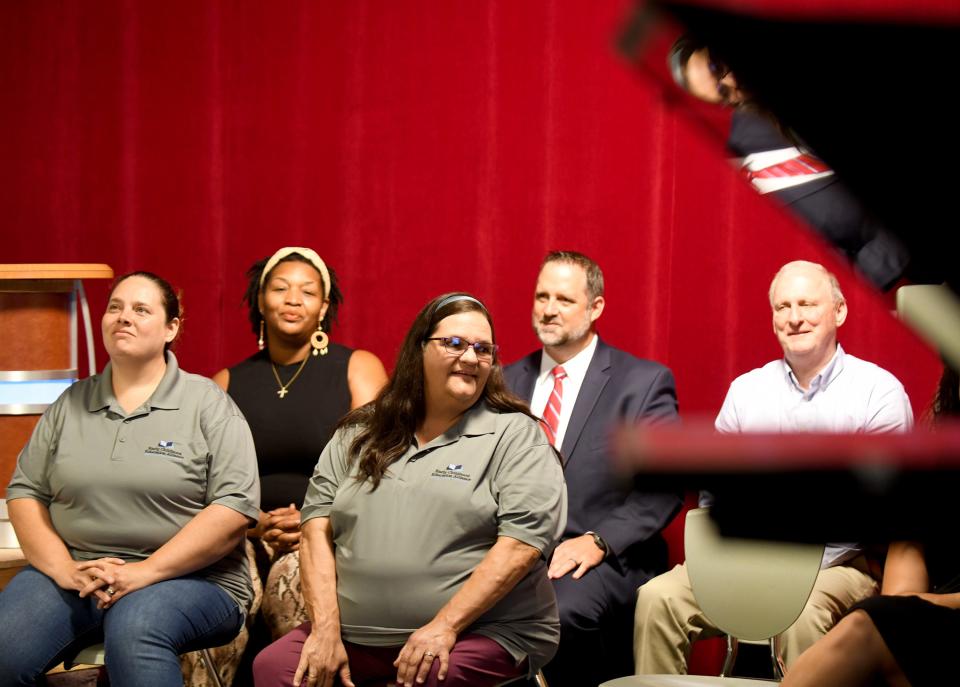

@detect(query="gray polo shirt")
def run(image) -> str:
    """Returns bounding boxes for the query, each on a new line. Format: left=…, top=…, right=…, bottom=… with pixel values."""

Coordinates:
left=302, top=402, right=565, bottom=673
left=6, top=352, right=260, bottom=611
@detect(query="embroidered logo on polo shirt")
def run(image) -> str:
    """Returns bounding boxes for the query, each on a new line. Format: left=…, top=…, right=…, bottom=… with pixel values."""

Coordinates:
left=430, top=464, right=471, bottom=482
left=144, top=440, right=184, bottom=459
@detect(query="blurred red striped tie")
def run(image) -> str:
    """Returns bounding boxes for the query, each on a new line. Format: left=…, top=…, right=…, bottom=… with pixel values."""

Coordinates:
left=540, top=365, right=567, bottom=446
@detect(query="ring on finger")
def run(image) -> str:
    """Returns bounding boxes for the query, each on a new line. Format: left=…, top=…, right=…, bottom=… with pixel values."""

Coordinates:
left=106, top=587, right=117, bottom=596
left=424, top=651, right=436, bottom=658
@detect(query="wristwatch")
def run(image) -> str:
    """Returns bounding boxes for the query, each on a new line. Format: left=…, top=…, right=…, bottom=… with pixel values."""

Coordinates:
left=585, top=530, right=609, bottom=557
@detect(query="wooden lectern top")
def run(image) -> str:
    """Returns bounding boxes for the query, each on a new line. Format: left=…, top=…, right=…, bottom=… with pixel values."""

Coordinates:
left=0, top=264, right=114, bottom=281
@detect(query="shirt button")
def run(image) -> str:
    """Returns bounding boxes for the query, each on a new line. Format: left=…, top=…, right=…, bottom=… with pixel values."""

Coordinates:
left=119, top=436, right=126, bottom=443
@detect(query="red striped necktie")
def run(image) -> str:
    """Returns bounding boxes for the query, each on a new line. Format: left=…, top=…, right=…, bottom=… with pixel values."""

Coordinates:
left=743, top=153, right=830, bottom=181
left=541, top=365, right=567, bottom=446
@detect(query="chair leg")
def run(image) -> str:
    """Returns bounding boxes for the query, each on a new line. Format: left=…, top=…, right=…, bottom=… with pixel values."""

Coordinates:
left=200, top=647, right=225, bottom=687
left=720, top=636, right=738, bottom=677
left=770, top=636, right=786, bottom=680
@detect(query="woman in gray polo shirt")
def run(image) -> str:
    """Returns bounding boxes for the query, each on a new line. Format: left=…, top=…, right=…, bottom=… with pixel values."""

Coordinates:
left=253, top=293, right=565, bottom=687
left=0, top=272, right=260, bottom=686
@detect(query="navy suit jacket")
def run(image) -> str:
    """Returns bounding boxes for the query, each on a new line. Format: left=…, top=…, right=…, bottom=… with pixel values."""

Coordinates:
left=505, top=338, right=683, bottom=593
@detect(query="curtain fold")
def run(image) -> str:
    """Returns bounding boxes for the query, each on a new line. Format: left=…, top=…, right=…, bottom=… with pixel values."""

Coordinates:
left=0, top=0, right=940, bottom=414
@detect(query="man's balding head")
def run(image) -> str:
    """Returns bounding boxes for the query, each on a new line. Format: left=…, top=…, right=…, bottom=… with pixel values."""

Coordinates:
left=769, top=261, right=847, bottom=369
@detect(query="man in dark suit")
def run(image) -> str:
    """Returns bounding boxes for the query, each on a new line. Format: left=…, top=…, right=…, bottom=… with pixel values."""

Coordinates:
left=505, top=251, right=682, bottom=687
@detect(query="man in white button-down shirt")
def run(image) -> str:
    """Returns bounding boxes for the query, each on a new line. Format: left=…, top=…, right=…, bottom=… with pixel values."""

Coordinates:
left=634, top=260, right=913, bottom=675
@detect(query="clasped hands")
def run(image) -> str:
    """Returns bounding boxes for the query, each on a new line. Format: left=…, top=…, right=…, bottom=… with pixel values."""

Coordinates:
left=59, top=557, right=156, bottom=609
left=251, top=503, right=302, bottom=554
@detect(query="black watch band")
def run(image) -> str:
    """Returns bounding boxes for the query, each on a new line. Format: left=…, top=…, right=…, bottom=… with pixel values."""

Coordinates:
left=586, top=530, right=608, bottom=556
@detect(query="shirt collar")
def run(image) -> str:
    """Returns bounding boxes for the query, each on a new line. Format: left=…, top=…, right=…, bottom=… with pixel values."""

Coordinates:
left=87, top=351, right=184, bottom=413
left=150, top=352, right=184, bottom=409
left=412, top=401, right=499, bottom=451
left=782, top=344, right=846, bottom=396
left=456, top=400, right=500, bottom=437
left=537, top=333, right=599, bottom=386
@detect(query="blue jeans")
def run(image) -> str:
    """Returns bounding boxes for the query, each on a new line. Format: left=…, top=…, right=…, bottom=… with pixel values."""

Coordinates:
left=0, top=566, right=243, bottom=686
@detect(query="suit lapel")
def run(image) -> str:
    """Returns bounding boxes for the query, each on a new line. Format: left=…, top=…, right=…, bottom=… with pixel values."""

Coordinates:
left=560, top=339, right=611, bottom=463
left=515, top=351, right=541, bottom=402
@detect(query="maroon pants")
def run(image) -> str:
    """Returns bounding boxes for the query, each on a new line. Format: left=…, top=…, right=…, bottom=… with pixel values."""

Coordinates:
left=252, top=622, right=525, bottom=687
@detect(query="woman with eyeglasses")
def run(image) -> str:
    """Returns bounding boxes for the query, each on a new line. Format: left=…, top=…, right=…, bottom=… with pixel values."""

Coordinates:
left=253, top=292, right=565, bottom=687
left=0, top=272, right=259, bottom=686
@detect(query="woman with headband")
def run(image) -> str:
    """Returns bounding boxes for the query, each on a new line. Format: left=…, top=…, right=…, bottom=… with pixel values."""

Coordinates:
left=253, top=292, right=565, bottom=687
left=206, top=248, right=387, bottom=681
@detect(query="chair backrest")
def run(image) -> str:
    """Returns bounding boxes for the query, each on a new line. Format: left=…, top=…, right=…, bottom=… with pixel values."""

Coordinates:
left=685, top=508, right=823, bottom=642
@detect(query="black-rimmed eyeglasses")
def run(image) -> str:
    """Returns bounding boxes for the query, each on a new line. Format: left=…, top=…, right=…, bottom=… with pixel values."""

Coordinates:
left=425, top=336, right=499, bottom=361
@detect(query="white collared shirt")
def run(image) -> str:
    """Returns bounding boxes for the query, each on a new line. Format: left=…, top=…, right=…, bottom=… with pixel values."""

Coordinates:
left=530, top=334, right=599, bottom=450
left=714, top=345, right=913, bottom=436
left=711, top=344, right=914, bottom=567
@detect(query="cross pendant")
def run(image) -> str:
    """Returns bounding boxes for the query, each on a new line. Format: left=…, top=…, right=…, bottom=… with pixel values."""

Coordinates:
left=277, top=388, right=288, bottom=399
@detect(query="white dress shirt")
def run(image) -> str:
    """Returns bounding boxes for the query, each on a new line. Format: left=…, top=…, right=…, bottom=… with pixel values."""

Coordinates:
left=714, top=344, right=913, bottom=436
left=710, top=344, right=914, bottom=568
left=530, top=334, right=599, bottom=450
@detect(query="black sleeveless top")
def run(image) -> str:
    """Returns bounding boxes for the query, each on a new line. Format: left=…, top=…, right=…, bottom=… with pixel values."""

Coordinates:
left=228, top=344, right=353, bottom=511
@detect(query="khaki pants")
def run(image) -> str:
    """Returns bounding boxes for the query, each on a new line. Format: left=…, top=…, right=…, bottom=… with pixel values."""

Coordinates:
left=633, top=560, right=878, bottom=674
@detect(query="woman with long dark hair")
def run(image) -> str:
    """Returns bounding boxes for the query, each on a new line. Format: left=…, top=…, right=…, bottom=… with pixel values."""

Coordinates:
left=253, top=292, right=565, bottom=687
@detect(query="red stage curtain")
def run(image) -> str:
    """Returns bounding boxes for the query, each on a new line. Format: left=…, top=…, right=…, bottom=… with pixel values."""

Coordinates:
left=0, top=0, right=941, bottom=417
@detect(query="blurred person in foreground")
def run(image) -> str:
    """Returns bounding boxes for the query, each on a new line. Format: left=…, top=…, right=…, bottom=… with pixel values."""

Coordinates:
left=670, top=35, right=910, bottom=291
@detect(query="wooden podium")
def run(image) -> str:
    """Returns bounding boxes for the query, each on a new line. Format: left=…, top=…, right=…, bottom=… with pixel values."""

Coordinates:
left=0, top=264, right=114, bottom=496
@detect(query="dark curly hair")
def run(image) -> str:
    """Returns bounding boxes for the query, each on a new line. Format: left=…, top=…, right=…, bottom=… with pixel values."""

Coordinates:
left=242, top=252, right=343, bottom=339
left=338, top=292, right=538, bottom=490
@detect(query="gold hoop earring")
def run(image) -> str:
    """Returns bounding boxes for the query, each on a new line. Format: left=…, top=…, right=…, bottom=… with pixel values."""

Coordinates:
left=311, top=322, right=329, bottom=356
left=258, top=319, right=265, bottom=351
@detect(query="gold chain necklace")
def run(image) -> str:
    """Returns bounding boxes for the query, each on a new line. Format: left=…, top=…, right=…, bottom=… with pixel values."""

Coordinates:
left=271, top=356, right=309, bottom=399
